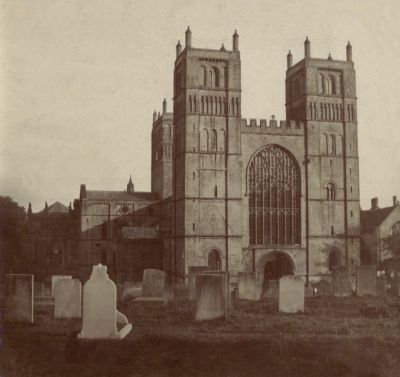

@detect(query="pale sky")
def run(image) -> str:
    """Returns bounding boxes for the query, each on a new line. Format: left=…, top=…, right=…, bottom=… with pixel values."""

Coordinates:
left=1, top=0, right=399, bottom=211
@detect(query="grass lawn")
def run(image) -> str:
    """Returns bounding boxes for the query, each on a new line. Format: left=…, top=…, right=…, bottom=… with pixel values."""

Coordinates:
left=2, top=296, right=400, bottom=376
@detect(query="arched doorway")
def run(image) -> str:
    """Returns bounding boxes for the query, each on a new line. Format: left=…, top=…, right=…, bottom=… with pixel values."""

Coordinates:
left=261, top=251, right=294, bottom=291
left=208, top=249, right=222, bottom=270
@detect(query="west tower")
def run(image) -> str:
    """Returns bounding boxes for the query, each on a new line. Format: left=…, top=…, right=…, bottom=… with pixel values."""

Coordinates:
left=286, top=39, right=360, bottom=278
left=151, top=99, right=173, bottom=199
left=171, top=28, right=243, bottom=281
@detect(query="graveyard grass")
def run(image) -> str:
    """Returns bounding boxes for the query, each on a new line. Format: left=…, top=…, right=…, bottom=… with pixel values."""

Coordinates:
left=2, top=296, right=400, bottom=377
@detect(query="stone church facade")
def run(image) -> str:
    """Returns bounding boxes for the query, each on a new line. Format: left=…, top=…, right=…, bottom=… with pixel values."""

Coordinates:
left=21, top=28, right=361, bottom=285
left=159, top=28, right=360, bottom=284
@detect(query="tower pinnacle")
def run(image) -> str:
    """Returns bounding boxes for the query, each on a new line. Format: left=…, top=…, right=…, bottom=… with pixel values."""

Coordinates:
left=304, top=36, right=310, bottom=58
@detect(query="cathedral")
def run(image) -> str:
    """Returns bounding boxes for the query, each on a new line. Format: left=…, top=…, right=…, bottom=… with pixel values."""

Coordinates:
left=23, top=28, right=361, bottom=286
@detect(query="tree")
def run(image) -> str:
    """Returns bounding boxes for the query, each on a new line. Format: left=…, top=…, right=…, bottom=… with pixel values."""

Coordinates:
left=0, top=196, right=26, bottom=276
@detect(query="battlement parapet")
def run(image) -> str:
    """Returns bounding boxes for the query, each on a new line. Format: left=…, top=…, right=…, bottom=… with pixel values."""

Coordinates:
left=241, top=118, right=304, bottom=135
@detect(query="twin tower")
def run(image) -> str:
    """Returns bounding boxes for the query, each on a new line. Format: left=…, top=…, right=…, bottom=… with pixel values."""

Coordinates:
left=151, top=28, right=360, bottom=284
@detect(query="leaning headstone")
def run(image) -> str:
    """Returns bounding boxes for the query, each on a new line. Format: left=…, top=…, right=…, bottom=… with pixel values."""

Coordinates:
left=78, top=264, right=132, bottom=339
left=195, top=273, right=228, bottom=321
left=141, top=269, right=166, bottom=297
left=264, top=280, right=279, bottom=299
left=315, top=279, right=333, bottom=296
left=54, top=279, right=81, bottom=318
left=237, top=272, right=259, bottom=300
left=5, top=274, right=34, bottom=323
left=279, top=275, right=305, bottom=313
left=356, top=265, right=377, bottom=296
left=51, top=275, right=72, bottom=296
left=377, top=276, right=386, bottom=297
left=332, top=266, right=352, bottom=297
left=188, top=266, right=209, bottom=300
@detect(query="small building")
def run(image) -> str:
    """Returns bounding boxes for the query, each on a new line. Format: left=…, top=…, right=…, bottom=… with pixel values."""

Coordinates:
left=361, top=196, right=400, bottom=278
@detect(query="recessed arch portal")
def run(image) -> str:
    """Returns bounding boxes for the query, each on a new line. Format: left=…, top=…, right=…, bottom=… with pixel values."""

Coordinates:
left=207, top=249, right=222, bottom=270
left=247, top=144, right=301, bottom=245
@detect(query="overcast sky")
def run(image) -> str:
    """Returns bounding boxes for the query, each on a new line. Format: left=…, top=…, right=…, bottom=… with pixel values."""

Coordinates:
left=1, top=0, right=399, bottom=211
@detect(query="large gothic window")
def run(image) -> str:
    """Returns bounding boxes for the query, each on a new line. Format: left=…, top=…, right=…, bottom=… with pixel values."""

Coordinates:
left=248, top=145, right=301, bottom=245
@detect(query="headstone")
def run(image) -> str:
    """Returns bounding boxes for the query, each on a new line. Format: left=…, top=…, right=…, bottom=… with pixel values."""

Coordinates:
left=122, top=281, right=142, bottom=301
left=195, top=272, right=228, bottom=321
left=188, top=266, right=209, bottom=300
left=174, top=284, right=189, bottom=301
left=264, top=280, right=279, bottom=298
left=377, top=276, right=386, bottom=297
left=279, top=275, right=305, bottom=313
left=34, top=282, right=45, bottom=296
left=5, top=274, right=33, bottom=323
left=315, top=279, right=333, bottom=296
left=51, top=275, right=72, bottom=296
left=54, top=278, right=81, bottom=318
left=141, top=269, right=166, bottom=297
left=78, top=264, right=131, bottom=339
left=237, top=272, right=259, bottom=300
left=332, top=266, right=352, bottom=297
left=356, top=265, right=377, bottom=296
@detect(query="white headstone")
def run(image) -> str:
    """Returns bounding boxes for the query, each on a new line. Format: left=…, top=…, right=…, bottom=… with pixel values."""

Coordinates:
left=5, top=274, right=34, bottom=323
left=78, top=264, right=131, bottom=339
left=195, top=272, right=228, bottom=321
left=51, top=275, right=72, bottom=296
left=188, top=266, right=209, bottom=300
left=237, top=272, right=259, bottom=300
left=54, top=279, right=82, bottom=318
left=279, top=275, right=305, bottom=313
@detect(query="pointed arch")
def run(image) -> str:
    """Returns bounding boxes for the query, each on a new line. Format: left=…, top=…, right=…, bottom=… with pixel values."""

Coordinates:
left=247, top=145, right=301, bottom=245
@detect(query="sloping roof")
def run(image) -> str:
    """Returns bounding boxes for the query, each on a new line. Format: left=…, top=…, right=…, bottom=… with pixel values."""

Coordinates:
left=361, top=206, right=396, bottom=233
left=40, top=201, right=69, bottom=214
left=85, top=190, right=158, bottom=202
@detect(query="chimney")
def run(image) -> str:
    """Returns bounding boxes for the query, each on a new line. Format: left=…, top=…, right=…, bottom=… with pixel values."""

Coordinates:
left=371, top=197, right=378, bottom=210
left=393, top=196, right=398, bottom=207
left=163, top=98, right=167, bottom=114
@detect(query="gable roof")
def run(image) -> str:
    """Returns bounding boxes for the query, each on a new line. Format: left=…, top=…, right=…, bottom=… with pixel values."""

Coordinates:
left=361, top=206, right=397, bottom=233
left=40, top=202, right=69, bottom=214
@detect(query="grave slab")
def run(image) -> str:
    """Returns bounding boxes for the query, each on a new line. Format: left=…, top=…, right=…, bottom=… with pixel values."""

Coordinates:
left=5, top=274, right=34, bottom=323
left=356, top=265, right=377, bottom=296
left=54, top=278, right=81, bottom=318
left=188, top=266, right=209, bottom=300
left=195, top=272, right=228, bottom=321
left=51, top=275, right=72, bottom=296
left=237, top=272, right=259, bottom=300
left=142, top=269, right=166, bottom=297
left=332, top=266, right=352, bottom=297
left=279, top=275, right=305, bottom=314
